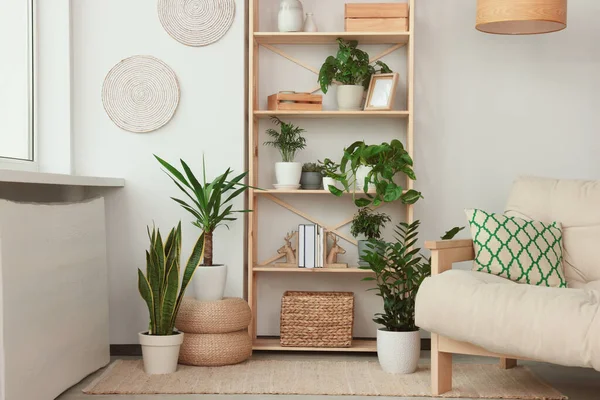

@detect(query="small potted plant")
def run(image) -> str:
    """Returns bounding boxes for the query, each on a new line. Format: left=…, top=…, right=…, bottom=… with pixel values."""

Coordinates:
left=300, top=162, right=323, bottom=190
left=156, top=155, right=253, bottom=301
left=326, top=140, right=423, bottom=208
left=138, top=223, right=204, bottom=374
left=318, top=38, right=392, bottom=111
left=362, top=222, right=463, bottom=374
left=319, top=158, right=341, bottom=190
left=350, top=208, right=390, bottom=266
left=264, top=116, right=307, bottom=188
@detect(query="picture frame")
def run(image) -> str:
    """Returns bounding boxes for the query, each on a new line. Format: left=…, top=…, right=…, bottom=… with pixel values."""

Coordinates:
left=364, top=72, right=399, bottom=111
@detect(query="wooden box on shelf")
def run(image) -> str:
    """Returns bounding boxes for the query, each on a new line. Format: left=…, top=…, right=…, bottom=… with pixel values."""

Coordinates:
left=344, top=3, right=409, bottom=32
left=280, top=291, right=354, bottom=348
left=267, top=93, right=323, bottom=111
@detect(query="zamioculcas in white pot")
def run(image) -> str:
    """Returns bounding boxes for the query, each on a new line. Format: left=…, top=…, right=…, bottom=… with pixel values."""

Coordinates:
left=361, top=221, right=463, bottom=374
left=138, top=223, right=205, bottom=374
left=156, top=155, right=254, bottom=301
left=318, top=38, right=392, bottom=111
left=264, top=116, right=307, bottom=188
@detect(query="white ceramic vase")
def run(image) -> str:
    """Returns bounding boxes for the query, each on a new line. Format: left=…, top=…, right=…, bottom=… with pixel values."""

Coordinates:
left=192, top=265, right=227, bottom=301
left=139, top=331, right=184, bottom=375
left=303, top=13, right=318, bottom=32
left=355, top=165, right=371, bottom=190
left=322, top=177, right=338, bottom=191
left=337, top=85, right=365, bottom=111
left=376, top=329, right=420, bottom=374
left=275, top=162, right=302, bottom=185
left=278, top=0, right=304, bottom=32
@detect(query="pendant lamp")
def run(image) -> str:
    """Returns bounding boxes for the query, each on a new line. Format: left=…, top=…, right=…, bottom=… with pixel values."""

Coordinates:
left=476, top=0, right=567, bottom=35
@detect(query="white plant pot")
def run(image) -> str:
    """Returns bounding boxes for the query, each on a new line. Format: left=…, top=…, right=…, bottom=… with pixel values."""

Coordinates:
left=376, top=329, right=420, bottom=374
left=337, top=85, right=365, bottom=111
left=278, top=0, right=304, bottom=32
left=192, top=264, right=227, bottom=301
left=322, top=177, right=338, bottom=191
left=139, top=331, right=184, bottom=375
left=355, top=165, right=371, bottom=190
left=275, top=162, right=302, bottom=185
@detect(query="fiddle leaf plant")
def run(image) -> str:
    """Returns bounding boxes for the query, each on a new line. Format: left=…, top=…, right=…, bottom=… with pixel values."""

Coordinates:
left=138, top=223, right=205, bottom=335
left=264, top=117, right=307, bottom=162
left=360, top=221, right=463, bottom=332
left=155, top=155, right=253, bottom=267
left=326, top=139, right=423, bottom=208
left=318, top=38, right=392, bottom=94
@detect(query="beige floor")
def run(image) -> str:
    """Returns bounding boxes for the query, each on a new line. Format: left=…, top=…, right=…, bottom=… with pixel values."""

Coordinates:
left=57, top=352, right=600, bottom=400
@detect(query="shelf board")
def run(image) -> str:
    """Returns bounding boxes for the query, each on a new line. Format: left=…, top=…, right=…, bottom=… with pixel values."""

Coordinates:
left=254, top=32, right=410, bottom=45
left=254, top=110, right=409, bottom=119
left=253, top=266, right=374, bottom=273
left=253, top=337, right=377, bottom=352
left=256, top=189, right=376, bottom=195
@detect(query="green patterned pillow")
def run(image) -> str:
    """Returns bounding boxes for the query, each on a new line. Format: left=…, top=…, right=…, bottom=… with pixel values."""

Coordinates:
left=465, top=209, right=566, bottom=288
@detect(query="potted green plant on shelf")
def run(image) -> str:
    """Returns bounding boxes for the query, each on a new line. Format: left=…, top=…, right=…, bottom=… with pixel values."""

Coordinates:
left=326, top=139, right=422, bottom=208
left=264, top=116, right=307, bottom=189
left=319, top=158, right=341, bottom=191
left=350, top=208, right=391, bottom=267
left=155, top=155, right=252, bottom=301
left=318, top=38, right=392, bottom=111
left=361, top=221, right=463, bottom=374
left=138, top=223, right=204, bottom=375
left=300, top=162, right=323, bottom=190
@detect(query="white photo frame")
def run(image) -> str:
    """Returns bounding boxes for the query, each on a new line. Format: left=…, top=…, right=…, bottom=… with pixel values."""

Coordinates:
left=364, top=73, right=399, bottom=111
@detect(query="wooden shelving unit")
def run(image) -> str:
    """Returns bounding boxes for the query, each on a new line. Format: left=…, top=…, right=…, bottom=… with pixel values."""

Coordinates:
left=247, top=0, right=415, bottom=353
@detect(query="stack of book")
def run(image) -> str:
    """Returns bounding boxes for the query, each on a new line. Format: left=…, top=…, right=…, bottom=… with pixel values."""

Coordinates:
left=298, top=224, right=325, bottom=268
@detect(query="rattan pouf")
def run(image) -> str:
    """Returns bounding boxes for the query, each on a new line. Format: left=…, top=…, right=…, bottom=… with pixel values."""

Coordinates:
left=176, top=297, right=252, bottom=366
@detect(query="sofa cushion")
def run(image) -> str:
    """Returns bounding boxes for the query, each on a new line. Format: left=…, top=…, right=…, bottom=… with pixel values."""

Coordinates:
left=505, top=176, right=600, bottom=287
left=465, top=208, right=566, bottom=288
left=415, top=270, right=600, bottom=370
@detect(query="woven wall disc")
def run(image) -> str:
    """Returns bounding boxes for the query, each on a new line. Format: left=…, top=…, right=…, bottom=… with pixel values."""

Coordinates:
left=102, top=55, right=180, bottom=133
left=158, top=0, right=235, bottom=47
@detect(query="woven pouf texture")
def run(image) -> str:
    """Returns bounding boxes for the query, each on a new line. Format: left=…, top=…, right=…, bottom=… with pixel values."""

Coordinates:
left=158, top=0, right=235, bottom=47
left=179, top=330, right=252, bottom=366
left=102, top=55, right=179, bottom=133
left=176, top=297, right=251, bottom=334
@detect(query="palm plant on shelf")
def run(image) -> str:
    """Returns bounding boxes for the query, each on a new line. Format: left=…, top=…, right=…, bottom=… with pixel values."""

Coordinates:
left=137, top=223, right=204, bottom=375
left=361, top=221, right=464, bottom=374
left=318, top=38, right=392, bottom=111
left=264, top=116, right=307, bottom=188
left=155, top=155, right=253, bottom=302
left=350, top=208, right=391, bottom=267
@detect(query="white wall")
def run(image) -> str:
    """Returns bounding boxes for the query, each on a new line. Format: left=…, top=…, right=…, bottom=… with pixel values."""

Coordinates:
left=69, top=0, right=600, bottom=343
left=71, top=0, right=245, bottom=343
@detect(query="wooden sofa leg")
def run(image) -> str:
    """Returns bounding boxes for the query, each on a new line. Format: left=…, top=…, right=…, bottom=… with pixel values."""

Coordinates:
left=431, top=334, right=452, bottom=395
left=499, top=358, right=517, bottom=369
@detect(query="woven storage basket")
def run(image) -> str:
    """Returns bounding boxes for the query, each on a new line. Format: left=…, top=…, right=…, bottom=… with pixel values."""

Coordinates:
left=175, top=297, right=251, bottom=334
left=280, top=291, right=354, bottom=348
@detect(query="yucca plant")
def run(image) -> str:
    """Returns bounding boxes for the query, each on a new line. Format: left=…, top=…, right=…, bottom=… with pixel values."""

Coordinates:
left=155, top=155, right=252, bottom=266
left=138, top=223, right=205, bottom=335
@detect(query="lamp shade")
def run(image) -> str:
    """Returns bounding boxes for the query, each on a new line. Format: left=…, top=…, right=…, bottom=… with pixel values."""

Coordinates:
left=476, top=0, right=567, bottom=35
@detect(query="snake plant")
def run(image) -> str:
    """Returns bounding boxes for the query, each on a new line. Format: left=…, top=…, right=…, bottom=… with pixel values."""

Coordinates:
left=138, top=222, right=205, bottom=335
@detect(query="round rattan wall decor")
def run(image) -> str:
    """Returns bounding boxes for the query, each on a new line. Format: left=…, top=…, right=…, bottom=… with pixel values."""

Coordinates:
left=157, top=0, right=235, bottom=47
left=102, top=55, right=180, bottom=133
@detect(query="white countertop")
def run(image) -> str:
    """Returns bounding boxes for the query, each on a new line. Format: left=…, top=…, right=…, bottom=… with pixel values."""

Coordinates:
left=0, top=169, right=125, bottom=187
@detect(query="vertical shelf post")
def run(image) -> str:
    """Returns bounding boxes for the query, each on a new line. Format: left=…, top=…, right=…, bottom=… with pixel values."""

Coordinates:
left=406, top=0, right=416, bottom=224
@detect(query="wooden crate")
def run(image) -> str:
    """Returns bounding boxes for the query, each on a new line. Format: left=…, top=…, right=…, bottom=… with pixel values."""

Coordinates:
left=344, top=3, right=409, bottom=32
left=267, top=93, right=323, bottom=111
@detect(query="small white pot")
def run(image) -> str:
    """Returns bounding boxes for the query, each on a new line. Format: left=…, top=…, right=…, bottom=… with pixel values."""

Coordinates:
left=355, top=165, right=371, bottom=190
left=278, top=0, right=304, bottom=32
left=139, top=331, right=184, bottom=375
left=192, top=264, right=227, bottom=301
left=337, top=85, right=365, bottom=111
left=322, top=177, right=338, bottom=191
left=275, top=162, right=302, bottom=185
left=377, top=329, right=420, bottom=374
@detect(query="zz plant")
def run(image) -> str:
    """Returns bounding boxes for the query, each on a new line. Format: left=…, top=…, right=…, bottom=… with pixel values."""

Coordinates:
left=138, top=223, right=205, bottom=335
left=327, top=139, right=422, bottom=207
left=264, top=117, right=307, bottom=162
left=318, top=38, right=392, bottom=93
left=350, top=208, right=391, bottom=240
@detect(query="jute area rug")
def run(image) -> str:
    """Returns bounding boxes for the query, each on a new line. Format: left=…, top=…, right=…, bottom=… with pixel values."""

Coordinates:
left=84, top=359, right=566, bottom=399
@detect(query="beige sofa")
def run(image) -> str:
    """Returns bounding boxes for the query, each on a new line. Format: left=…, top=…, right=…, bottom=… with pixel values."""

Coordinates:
left=415, top=176, right=600, bottom=395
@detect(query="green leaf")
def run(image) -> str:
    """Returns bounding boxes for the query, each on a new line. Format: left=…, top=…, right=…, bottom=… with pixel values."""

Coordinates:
left=154, top=155, right=192, bottom=190
left=401, top=189, right=423, bottom=205
left=171, top=233, right=205, bottom=328
left=137, top=269, right=155, bottom=334
left=441, top=226, right=465, bottom=240
left=383, top=184, right=404, bottom=202
left=354, top=198, right=371, bottom=207
left=328, top=186, right=344, bottom=197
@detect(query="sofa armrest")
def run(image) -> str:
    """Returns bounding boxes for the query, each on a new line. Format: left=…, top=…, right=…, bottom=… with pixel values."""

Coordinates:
left=425, top=240, right=475, bottom=275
